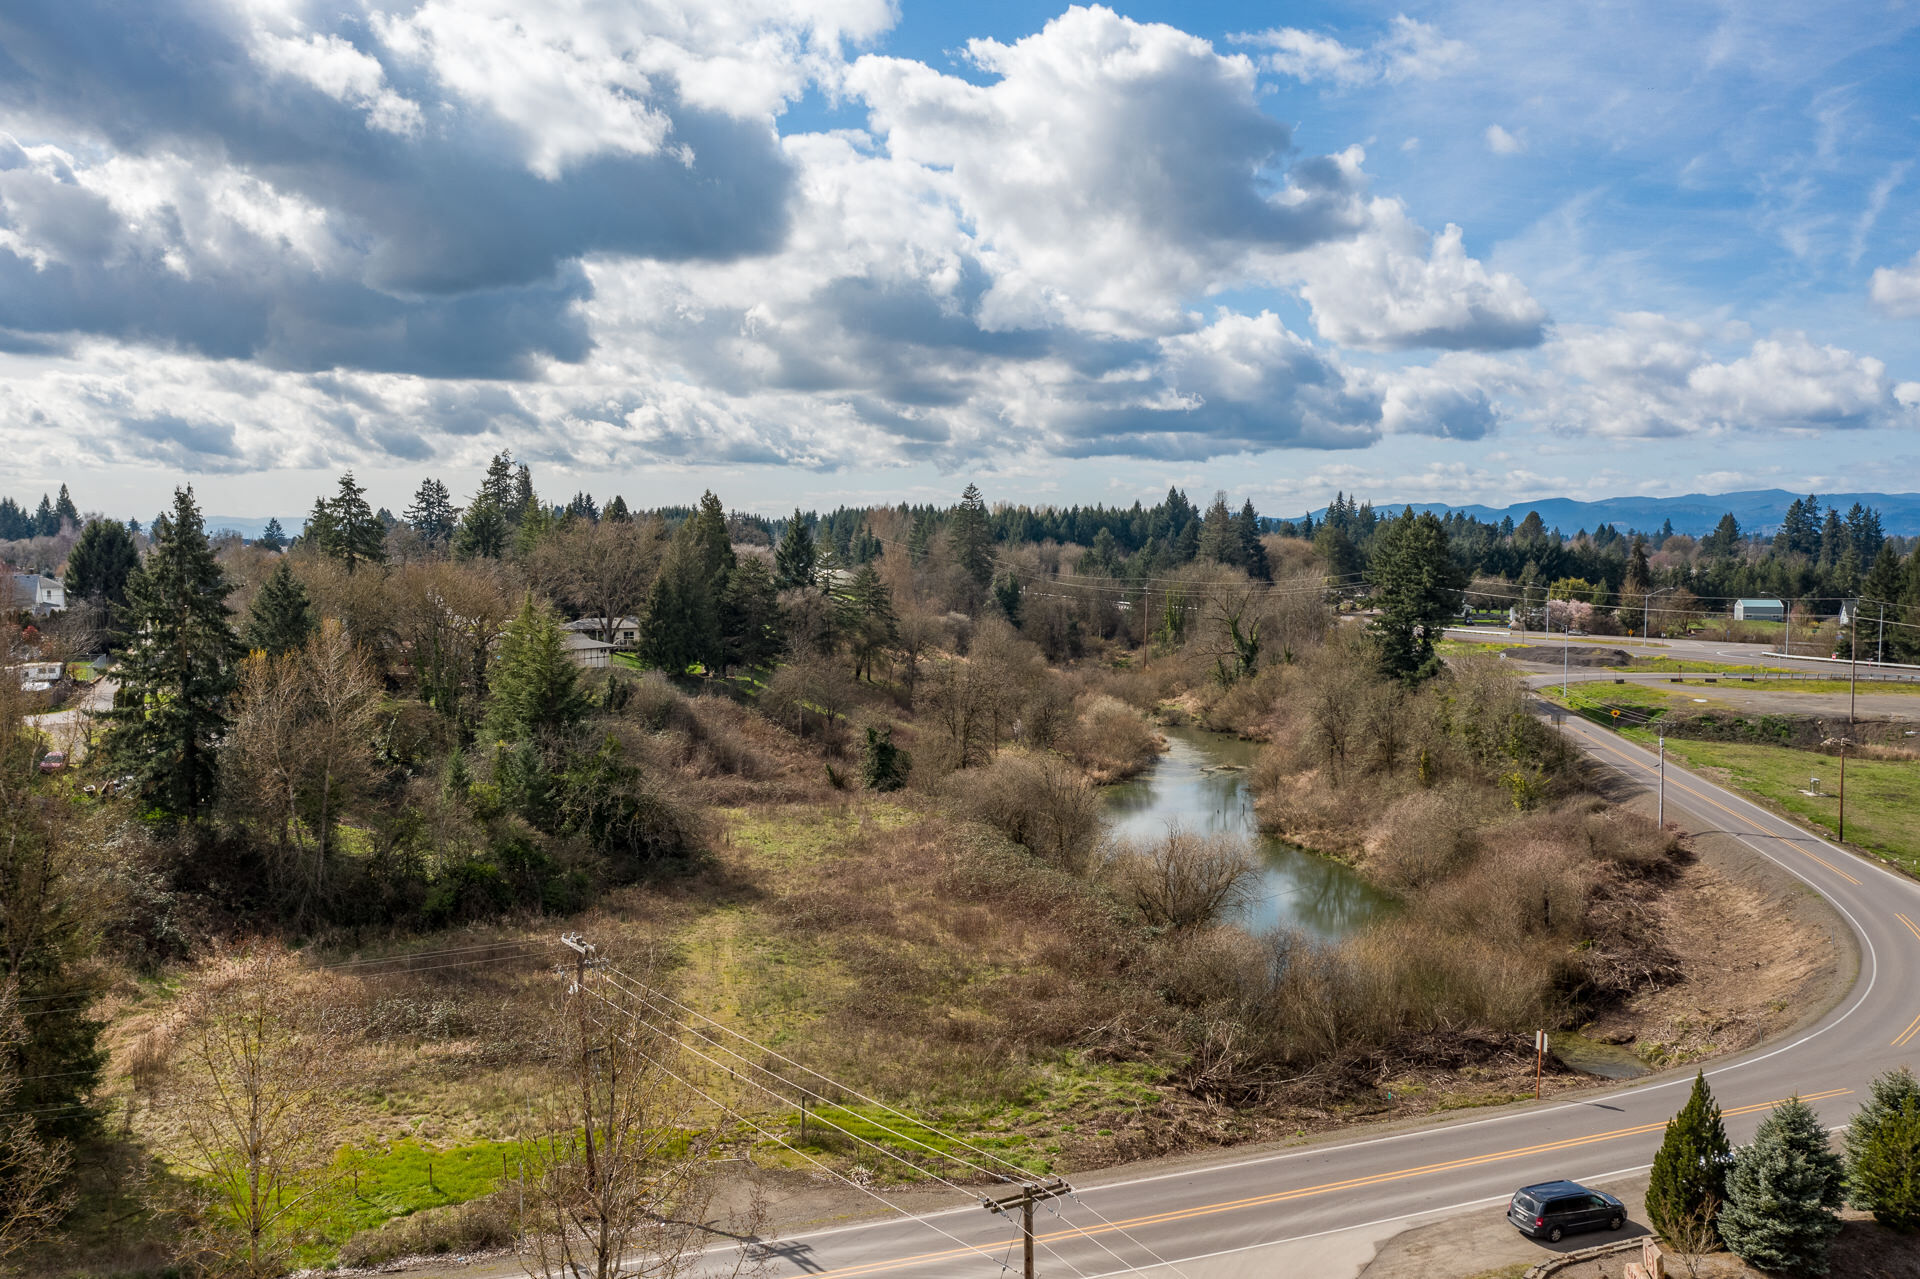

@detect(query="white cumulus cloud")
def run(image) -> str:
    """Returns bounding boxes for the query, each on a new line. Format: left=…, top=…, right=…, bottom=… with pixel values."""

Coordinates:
left=1870, top=250, right=1920, bottom=316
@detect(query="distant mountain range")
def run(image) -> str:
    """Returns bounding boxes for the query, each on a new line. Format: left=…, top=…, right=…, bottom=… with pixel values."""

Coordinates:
left=1292, top=490, right=1920, bottom=538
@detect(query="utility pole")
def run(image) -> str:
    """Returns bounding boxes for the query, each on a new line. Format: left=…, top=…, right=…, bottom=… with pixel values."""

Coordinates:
left=1657, top=736, right=1665, bottom=826
left=983, top=1178, right=1072, bottom=1279
left=1878, top=602, right=1887, bottom=667
left=1645, top=586, right=1673, bottom=642
left=1821, top=738, right=1852, bottom=843
left=1850, top=615, right=1859, bottom=725
left=1562, top=603, right=1571, bottom=699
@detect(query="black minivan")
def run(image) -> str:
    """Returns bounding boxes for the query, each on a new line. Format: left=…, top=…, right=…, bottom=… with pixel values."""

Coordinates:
left=1507, top=1180, right=1626, bottom=1242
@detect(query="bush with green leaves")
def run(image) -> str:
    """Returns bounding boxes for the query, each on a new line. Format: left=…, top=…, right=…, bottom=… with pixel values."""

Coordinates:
left=1720, top=1096, right=1845, bottom=1274
left=1647, top=1071, right=1732, bottom=1246
left=1846, top=1067, right=1920, bottom=1231
left=860, top=726, right=911, bottom=792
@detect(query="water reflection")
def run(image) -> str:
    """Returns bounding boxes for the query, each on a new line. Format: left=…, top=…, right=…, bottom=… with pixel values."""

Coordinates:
left=1103, top=728, right=1394, bottom=942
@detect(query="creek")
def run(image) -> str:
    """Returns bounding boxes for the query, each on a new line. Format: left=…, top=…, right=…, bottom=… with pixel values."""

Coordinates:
left=1102, top=727, right=1395, bottom=942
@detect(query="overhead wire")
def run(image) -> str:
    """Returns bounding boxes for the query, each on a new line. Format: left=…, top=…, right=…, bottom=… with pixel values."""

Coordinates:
left=598, top=963, right=1201, bottom=1279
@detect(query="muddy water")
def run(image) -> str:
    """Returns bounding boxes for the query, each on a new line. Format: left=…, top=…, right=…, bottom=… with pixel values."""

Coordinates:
left=1102, top=727, right=1395, bottom=941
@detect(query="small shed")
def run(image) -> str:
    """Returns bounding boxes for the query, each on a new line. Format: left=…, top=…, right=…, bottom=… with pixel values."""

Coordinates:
left=1733, top=598, right=1785, bottom=622
left=561, top=631, right=615, bottom=669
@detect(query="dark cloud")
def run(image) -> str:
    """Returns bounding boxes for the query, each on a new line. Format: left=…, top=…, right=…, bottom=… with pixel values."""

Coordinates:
left=0, top=0, right=794, bottom=374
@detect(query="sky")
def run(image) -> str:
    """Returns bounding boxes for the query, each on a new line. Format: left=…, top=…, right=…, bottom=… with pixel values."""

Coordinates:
left=0, top=0, right=1917, bottom=521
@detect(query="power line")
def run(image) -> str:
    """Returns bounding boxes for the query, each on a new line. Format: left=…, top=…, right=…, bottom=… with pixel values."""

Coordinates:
left=598, top=963, right=1201, bottom=1279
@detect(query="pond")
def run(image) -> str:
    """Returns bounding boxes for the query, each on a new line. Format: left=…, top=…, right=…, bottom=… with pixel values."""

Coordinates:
left=1102, top=727, right=1395, bottom=942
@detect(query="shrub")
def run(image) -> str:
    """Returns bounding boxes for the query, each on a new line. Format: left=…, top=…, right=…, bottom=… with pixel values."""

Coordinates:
left=337, top=1193, right=518, bottom=1267
left=1062, top=694, right=1161, bottom=782
left=949, top=751, right=1103, bottom=875
left=1111, top=829, right=1260, bottom=930
left=1720, top=1096, right=1845, bottom=1274
left=861, top=726, right=911, bottom=792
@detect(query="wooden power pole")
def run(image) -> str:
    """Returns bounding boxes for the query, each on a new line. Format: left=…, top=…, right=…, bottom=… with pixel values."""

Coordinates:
left=982, top=1178, right=1073, bottom=1279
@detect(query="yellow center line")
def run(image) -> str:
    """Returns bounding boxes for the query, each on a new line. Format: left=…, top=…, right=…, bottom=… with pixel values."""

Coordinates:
left=1898, top=913, right=1920, bottom=944
left=1894, top=1011, right=1920, bottom=1049
left=796, top=1089, right=1851, bottom=1279
left=1571, top=724, right=1861, bottom=885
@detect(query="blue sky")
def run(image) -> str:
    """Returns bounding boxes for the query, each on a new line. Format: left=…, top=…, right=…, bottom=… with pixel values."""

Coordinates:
left=0, top=0, right=1916, bottom=520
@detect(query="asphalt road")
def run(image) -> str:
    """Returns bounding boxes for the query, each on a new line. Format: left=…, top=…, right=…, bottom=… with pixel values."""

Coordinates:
left=703, top=682, right=1917, bottom=1279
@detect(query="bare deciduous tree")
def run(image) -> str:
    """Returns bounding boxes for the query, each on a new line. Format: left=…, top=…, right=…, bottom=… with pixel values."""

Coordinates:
left=1110, top=828, right=1260, bottom=930
left=522, top=970, right=767, bottom=1279
left=155, top=945, right=345, bottom=1277
left=0, top=979, right=74, bottom=1261
left=528, top=516, right=667, bottom=646
left=224, top=621, right=380, bottom=914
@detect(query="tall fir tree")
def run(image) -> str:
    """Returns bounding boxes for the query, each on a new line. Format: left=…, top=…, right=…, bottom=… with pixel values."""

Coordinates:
left=243, top=559, right=317, bottom=657
left=720, top=556, right=783, bottom=673
left=1845, top=1067, right=1920, bottom=1231
left=311, top=471, right=387, bottom=573
left=454, top=494, right=509, bottom=560
left=101, top=487, right=244, bottom=822
left=1720, top=1096, right=1845, bottom=1274
left=640, top=521, right=721, bottom=675
left=1196, top=495, right=1236, bottom=565
left=256, top=516, right=287, bottom=552
left=1646, top=1071, right=1733, bottom=1246
left=1235, top=500, right=1271, bottom=580
left=480, top=450, right=517, bottom=511
left=404, top=478, right=459, bottom=547
left=906, top=510, right=935, bottom=565
left=690, top=491, right=735, bottom=583
left=948, top=483, right=993, bottom=587
left=52, top=483, right=78, bottom=527
left=486, top=595, right=590, bottom=744
left=1364, top=508, right=1464, bottom=683
left=774, top=508, right=818, bottom=590
left=33, top=493, right=56, bottom=536
left=603, top=495, right=631, bottom=522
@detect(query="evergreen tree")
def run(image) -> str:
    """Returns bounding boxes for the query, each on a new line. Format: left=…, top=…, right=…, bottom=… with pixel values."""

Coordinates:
left=1646, top=1071, right=1733, bottom=1246
left=564, top=491, right=599, bottom=523
left=1846, top=1067, right=1920, bottom=1230
left=775, top=509, right=818, bottom=590
left=1196, top=496, right=1236, bottom=565
left=454, top=496, right=509, bottom=561
left=640, top=522, right=720, bottom=675
left=1846, top=503, right=1885, bottom=566
left=100, top=487, right=243, bottom=822
left=0, top=497, right=30, bottom=539
left=992, top=572, right=1023, bottom=628
left=33, top=494, right=56, bottom=536
left=1364, top=509, right=1464, bottom=682
left=1236, top=500, right=1271, bottom=580
left=243, top=559, right=316, bottom=657
left=604, top=495, right=631, bottom=522
left=510, top=463, right=536, bottom=527
left=949, top=483, right=993, bottom=587
left=63, top=518, right=139, bottom=609
left=1703, top=512, right=1742, bottom=559
left=1720, top=1096, right=1845, bottom=1274
left=404, top=478, right=459, bottom=547
left=256, top=516, right=287, bottom=552
left=1818, top=508, right=1847, bottom=569
left=486, top=595, right=590, bottom=744
left=1314, top=520, right=1363, bottom=582
left=906, top=510, right=935, bottom=565
left=480, top=450, right=517, bottom=512
left=313, top=471, right=387, bottom=574
left=53, top=483, right=78, bottom=527
left=844, top=561, right=898, bottom=681
left=690, top=491, right=736, bottom=584
left=719, top=556, right=783, bottom=673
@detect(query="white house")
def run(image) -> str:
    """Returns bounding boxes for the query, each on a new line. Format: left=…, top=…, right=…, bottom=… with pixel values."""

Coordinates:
left=11, top=661, right=63, bottom=690
left=565, top=616, right=641, bottom=648
left=1733, top=598, right=1785, bottom=622
left=561, top=631, right=616, bottom=669
left=9, top=573, right=65, bottom=616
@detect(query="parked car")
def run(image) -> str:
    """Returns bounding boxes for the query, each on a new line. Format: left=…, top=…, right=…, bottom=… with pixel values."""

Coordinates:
left=1508, top=1180, right=1625, bottom=1242
left=37, top=750, right=67, bottom=774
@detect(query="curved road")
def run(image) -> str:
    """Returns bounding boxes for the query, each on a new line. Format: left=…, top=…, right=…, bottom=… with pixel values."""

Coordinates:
left=727, top=664, right=1917, bottom=1279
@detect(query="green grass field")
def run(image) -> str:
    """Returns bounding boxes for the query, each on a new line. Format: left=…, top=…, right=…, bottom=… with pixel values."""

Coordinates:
left=1619, top=731, right=1920, bottom=876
